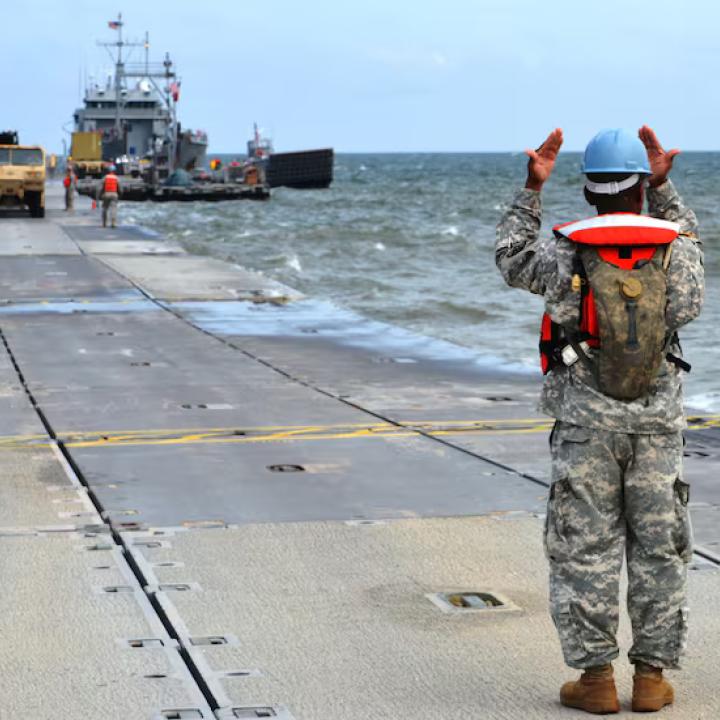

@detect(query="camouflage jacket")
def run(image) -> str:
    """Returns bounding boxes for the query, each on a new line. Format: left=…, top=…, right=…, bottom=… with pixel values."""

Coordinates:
left=495, top=180, right=704, bottom=433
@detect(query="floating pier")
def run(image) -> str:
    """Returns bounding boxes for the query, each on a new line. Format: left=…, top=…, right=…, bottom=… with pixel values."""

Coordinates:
left=76, top=178, right=270, bottom=202
left=1, top=182, right=719, bottom=718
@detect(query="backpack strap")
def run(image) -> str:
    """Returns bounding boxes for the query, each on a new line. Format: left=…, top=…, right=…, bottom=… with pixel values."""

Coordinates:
left=659, top=248, right=690, bottom=372
left=563, top=246, right=599, bottom=382
left=664, top=331, right=691, bottom=373
left=662, top=243, right=673, bottom=271
left=566, top=331, right=598, bottom=381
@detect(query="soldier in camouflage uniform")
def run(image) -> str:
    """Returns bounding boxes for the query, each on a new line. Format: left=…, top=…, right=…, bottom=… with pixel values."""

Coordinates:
left=496, top=126, right=703, bottom=714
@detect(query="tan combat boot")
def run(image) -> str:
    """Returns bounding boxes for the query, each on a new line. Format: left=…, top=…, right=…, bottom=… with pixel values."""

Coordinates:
left=560, top=664, right=620, bottom=714
left=632, top=663, right=674, bottom=712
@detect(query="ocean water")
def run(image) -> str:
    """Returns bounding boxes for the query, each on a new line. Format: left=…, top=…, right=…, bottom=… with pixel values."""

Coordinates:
left=124, top=153, right=720, bottom=411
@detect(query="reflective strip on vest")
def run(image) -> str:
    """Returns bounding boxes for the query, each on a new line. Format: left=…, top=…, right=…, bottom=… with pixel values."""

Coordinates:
left=553, top=214, right=679, bottom=246
left=104, top=175, right=118, bottom=193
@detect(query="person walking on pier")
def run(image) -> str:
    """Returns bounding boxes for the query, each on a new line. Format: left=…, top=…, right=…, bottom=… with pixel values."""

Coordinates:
left=100, top=165, right=119, bottom=228
left=63, top=164, right=76, bottom=211
left=496, top=127, right=703, bottom=714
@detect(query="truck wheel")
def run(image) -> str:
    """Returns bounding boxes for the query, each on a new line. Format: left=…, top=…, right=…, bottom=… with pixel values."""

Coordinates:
left=26, top=192, right=41, bottom=217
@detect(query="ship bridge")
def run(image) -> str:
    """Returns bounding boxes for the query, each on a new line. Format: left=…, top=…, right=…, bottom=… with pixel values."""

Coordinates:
left=75, top=75, right=170, bottom=159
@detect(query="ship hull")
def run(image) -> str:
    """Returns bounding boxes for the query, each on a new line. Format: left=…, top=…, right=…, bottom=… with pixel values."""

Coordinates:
left=178, top=137, right=208, bottom=171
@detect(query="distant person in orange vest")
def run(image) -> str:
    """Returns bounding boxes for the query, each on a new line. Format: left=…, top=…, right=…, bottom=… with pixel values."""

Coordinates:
left=63, top=164, right=76, bottom=211
left=100, top=165, right=119, bottom=228
left=244, top=164, right=259, bottom=186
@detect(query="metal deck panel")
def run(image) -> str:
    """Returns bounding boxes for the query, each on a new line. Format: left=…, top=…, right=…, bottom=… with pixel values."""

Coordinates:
left=0, top=533, right=211, bottom=719
left=70, top=435, right=545, bottom=528
left=0, top=310, right=365, bottom=431
left=167, top=301, right=542, bottom=421
left=0, top=349, right=46, bottom=436
left=128, top=517, right=720, bottom=720
left=76, top=239, right=186, bottom=255
left=101, top=255, right=303, bottom=301
left=688, top=505, right=720, bottom=554
left=0, top=255, right=140, bottom=303
left=0, top=394, right=46, bottom=436
left=0, top=447, right=101, bottom=530
left=0, top=218, right=80, bottom=255
left=40, top=383, right=363, bottom=434
left=440, top=431, right=552, bottom=481
left=169, top=298, right=519, bottom=373
left=61, top=223, right=162, bottom=242
left=235, top=335, right=541, bottom=419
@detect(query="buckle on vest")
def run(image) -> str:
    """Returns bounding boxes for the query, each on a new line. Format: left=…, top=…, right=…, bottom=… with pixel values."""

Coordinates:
left=561, top=341, right=590, bottom=367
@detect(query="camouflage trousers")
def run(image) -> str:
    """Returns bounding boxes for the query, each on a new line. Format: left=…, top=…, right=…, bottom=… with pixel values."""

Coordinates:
left=545, top=421, right=692, bottom=670
left=102, top=193, right=118, bottom=227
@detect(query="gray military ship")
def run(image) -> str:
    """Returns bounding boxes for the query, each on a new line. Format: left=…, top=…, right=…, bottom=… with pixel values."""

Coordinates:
left=71, top=15, right=207, bottom=178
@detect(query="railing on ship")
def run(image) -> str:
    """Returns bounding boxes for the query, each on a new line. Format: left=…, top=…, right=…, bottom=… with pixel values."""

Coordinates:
left=123, top=62, right=175, bottom=78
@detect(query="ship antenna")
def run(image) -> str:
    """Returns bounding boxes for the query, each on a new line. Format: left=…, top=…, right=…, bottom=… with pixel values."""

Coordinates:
left=115, top=14, right=123, bottom=136
left=144, top=31, right=150, bottom=77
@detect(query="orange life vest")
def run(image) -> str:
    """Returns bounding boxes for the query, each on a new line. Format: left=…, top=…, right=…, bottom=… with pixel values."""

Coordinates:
left=539, top=213, right=679, bottom=374
left=103, top=174, right=119, bottom=193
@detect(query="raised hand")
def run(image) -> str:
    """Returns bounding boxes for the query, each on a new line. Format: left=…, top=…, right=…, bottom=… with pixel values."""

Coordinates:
left=525, top=128, right=564, bottom=192
left=638, top=125, right=680, bottom=188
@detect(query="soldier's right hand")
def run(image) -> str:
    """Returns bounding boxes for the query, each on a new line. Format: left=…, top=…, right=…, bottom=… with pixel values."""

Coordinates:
left=525, top=128, right=563, bottom=192
left=639, top=125, right=680, bottom=188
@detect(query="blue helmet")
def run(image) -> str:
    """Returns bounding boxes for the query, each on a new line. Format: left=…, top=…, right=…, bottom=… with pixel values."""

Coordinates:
left=581, top=129, right=651, bottom=175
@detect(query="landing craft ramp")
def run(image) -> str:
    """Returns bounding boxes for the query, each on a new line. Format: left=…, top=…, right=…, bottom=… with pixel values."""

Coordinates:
left=0, top=184, right=719, bottom=718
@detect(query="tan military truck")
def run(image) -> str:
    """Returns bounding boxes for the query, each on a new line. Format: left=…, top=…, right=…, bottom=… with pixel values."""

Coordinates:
left=70, top=131, right=105, bottom=179
left=0, top=133, right=46, bottom=217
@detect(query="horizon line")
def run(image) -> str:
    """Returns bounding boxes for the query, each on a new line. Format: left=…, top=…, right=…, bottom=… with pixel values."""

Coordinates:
left=204, top=148, right=719, bottom=156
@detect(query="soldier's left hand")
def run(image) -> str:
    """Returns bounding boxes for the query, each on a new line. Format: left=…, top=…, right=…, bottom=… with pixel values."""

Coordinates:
left=639, top=125, right=680, bottom=188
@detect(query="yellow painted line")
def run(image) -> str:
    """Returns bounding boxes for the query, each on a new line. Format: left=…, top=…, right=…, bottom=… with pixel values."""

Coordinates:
left=51, top=417, right=554, bottom=439
left=0, top=433, right=49, bottom=444
left=58, top=421, right=398, bottom=438
left=59, top=418, right=555, bottom=449
left=0, top=413, right=715, bottom=451
left=687, top=415, right=720, bottom=429
left=0, top=418, right=554, bottom=451
left=64, top=428, right=417, bottom=449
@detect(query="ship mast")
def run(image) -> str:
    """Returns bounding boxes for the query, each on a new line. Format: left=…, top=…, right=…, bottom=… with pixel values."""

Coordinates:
left=98, top=14, right=143, bottom=141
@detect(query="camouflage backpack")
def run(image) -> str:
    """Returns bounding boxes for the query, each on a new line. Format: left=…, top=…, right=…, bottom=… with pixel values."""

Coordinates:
left=540, top=214, right=680, bottom=401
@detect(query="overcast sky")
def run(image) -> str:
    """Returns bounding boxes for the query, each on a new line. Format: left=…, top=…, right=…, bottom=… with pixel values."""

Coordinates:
left=2, top=0, right=715, bottom=153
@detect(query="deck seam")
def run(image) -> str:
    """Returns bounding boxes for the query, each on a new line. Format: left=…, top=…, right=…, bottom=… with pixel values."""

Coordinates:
left=0, top=324, right=220, bottom=715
